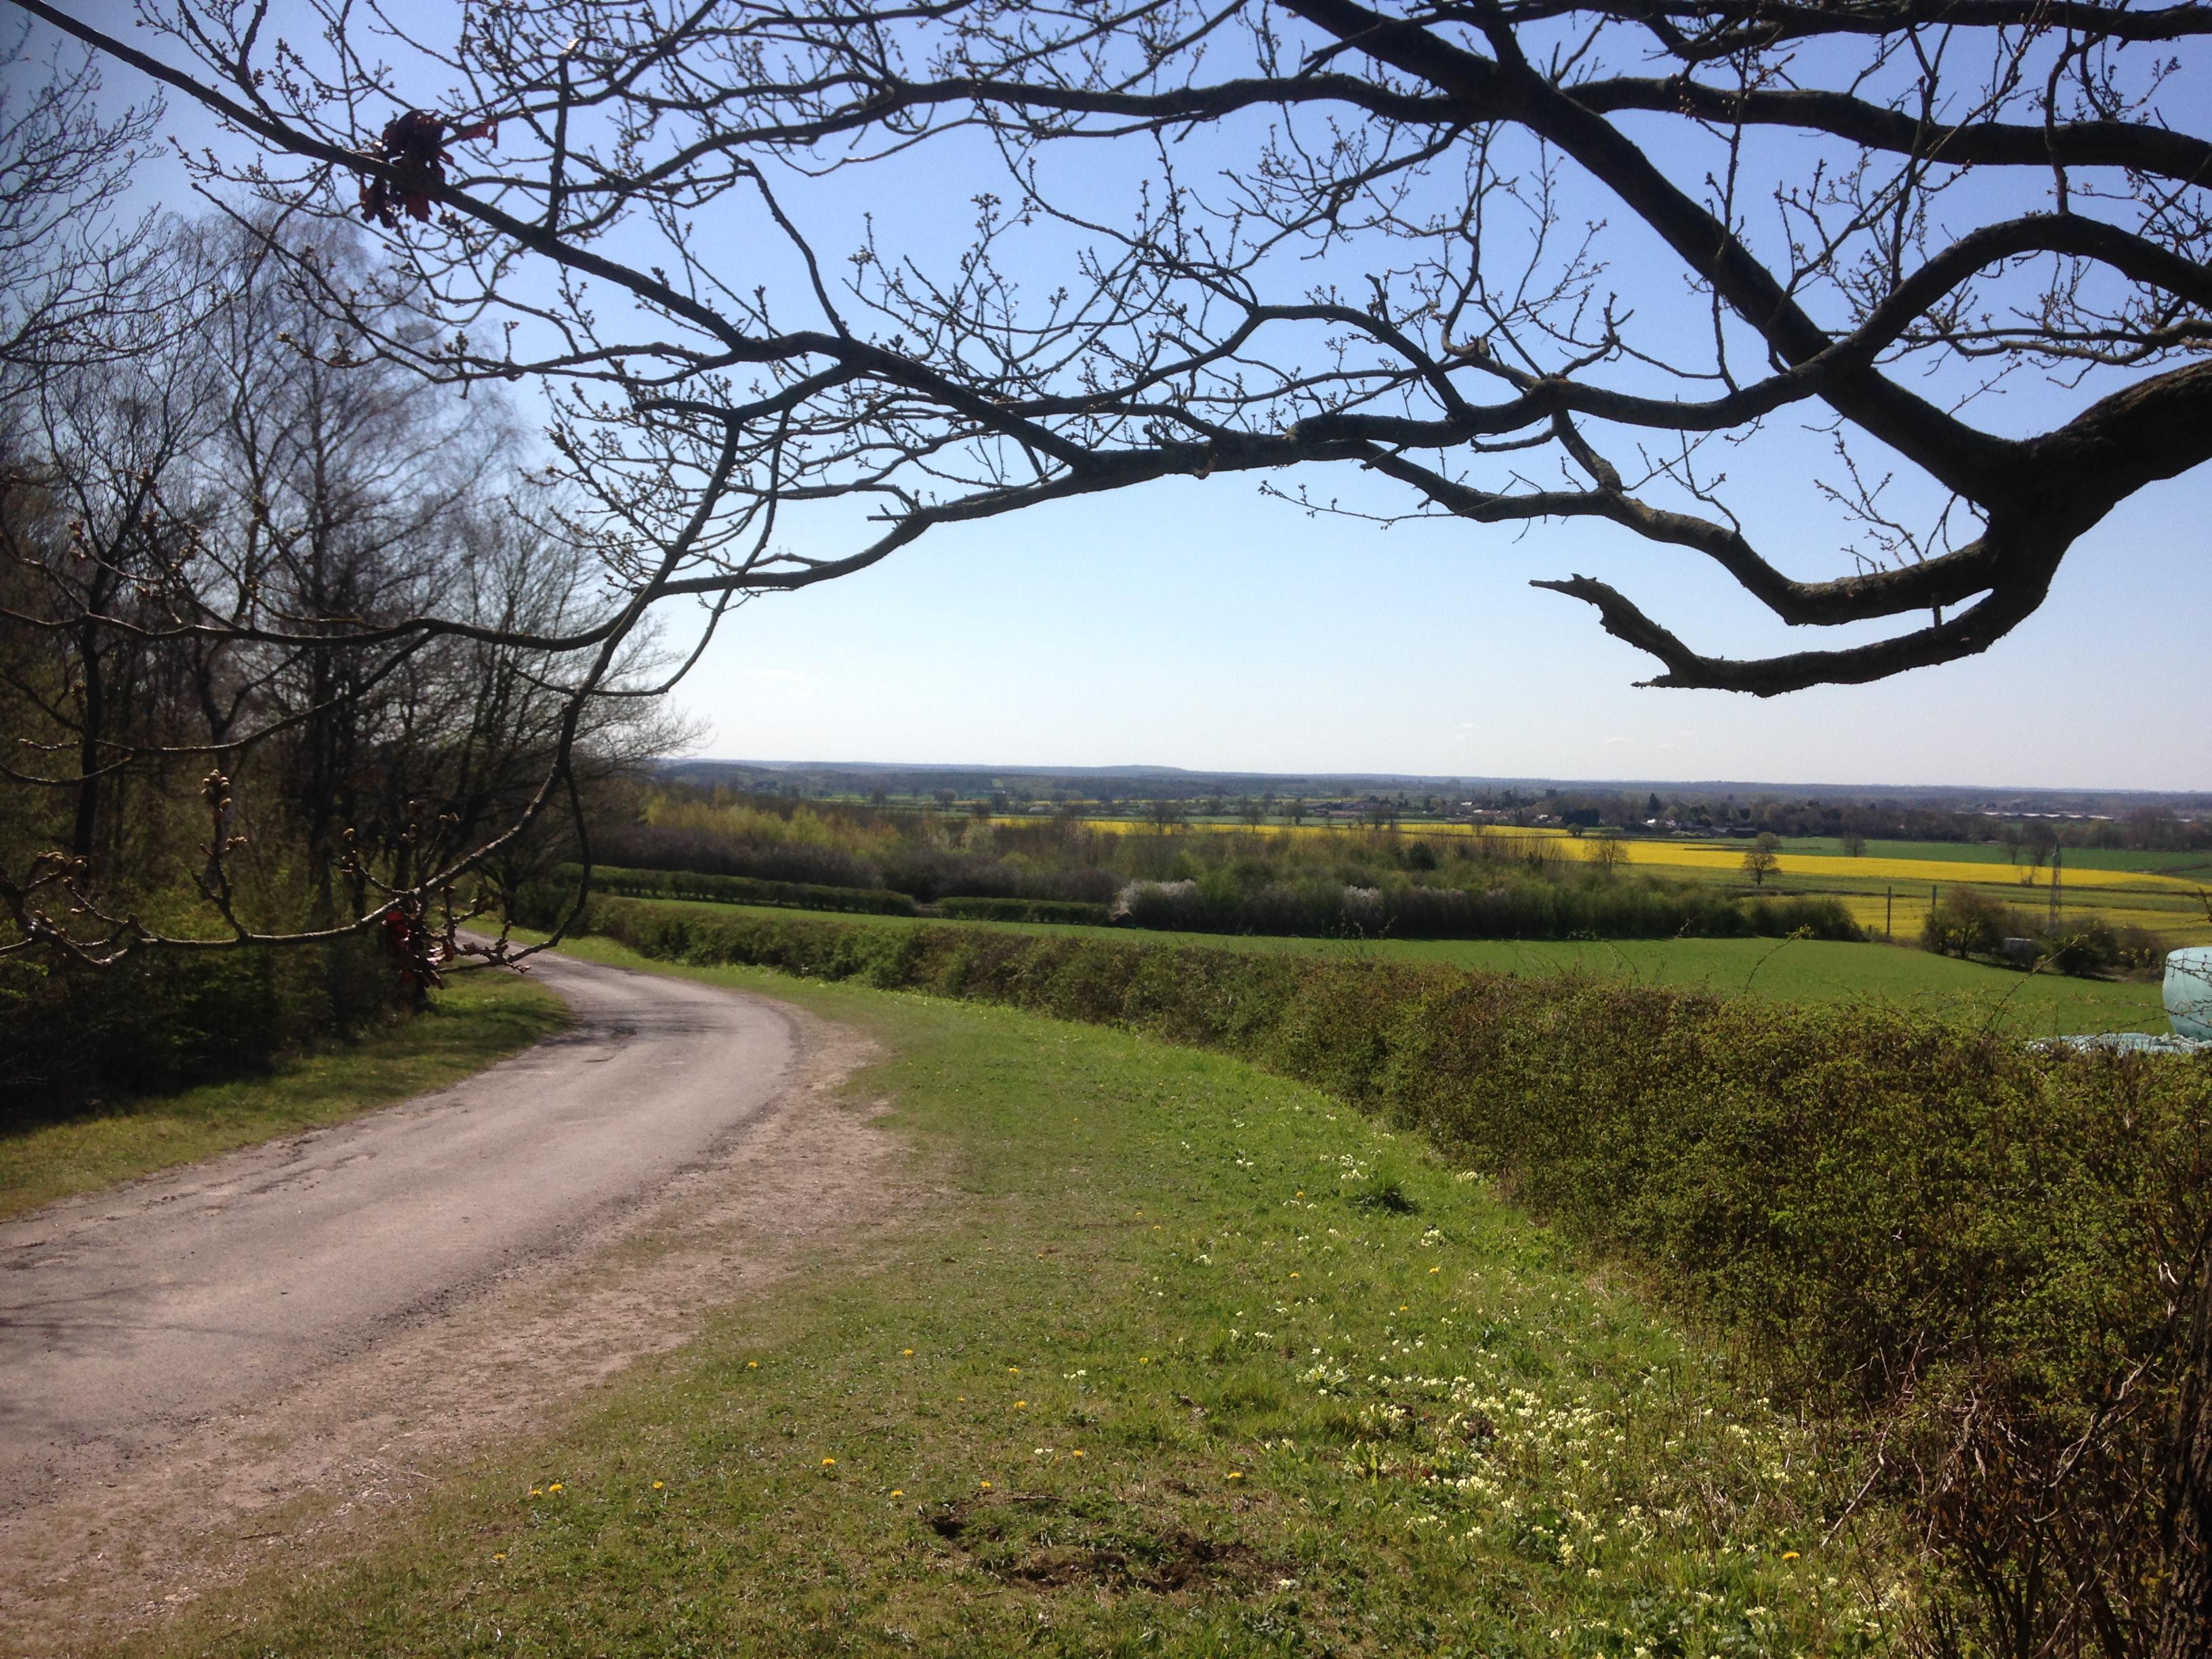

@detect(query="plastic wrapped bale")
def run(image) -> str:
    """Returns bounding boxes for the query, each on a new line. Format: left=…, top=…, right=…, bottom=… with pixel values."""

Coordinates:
left=2169, top=945, right=2212, bottom=1041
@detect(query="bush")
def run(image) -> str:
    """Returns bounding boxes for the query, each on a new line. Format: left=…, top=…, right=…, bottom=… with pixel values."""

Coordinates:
left=1922, top=886, right=2168, bottom=978
left=935, top=895, right=1115, bottom=925
left=1110, top=875, right=1860, bottom=941
left=0, top=933, right=407, bottom=1122
left=550, top=864, right=920, bottom=917
left=563, top=894, right=2210, bottom=1655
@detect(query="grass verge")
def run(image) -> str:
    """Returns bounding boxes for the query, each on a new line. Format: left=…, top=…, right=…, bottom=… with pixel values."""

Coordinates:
left=1, top=970, right=568, bottom=1222
left=131, top=940, right=1912, bottom=1658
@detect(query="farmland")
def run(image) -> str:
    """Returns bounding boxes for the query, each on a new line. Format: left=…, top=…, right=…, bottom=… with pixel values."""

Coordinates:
left=1020, top=817, right=2212, bottom=947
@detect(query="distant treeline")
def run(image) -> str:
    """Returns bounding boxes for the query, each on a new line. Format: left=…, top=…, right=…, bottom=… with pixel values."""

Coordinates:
left=583, top=792, right=1862, bottom=941
left=552, top=850, right=1856, bottom=943
left=533, top=895, right=2212, bottom=1659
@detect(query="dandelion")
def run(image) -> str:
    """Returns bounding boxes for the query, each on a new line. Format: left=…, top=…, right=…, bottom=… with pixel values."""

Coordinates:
left=652, top=1481, right=665, bottom=1491
left=1015, top=1400, right=1028, bottom=1408
left=1429, top=1267, right=1441, bottom=1274
left=1071, top=1450, right=1086, bottom=1458
left=1008, top=1366, right=1020, bottom=1374
left=1782, top=1551, right=1801, bottom=1561
left=528, top=1488, right=542, bottom=1498
left=980, top=1480, right=993, bottom=1490
left=1290, top=1273, right=1300, bottom=1279
left=890, top=1489, right=904, bottom=1498
left=747, top=1361, right=759, bottom=1369
left=548, top=1483, right=563, bottom=1493
left=822, top=1457, right=836, bottom=1467
left=1228, top=1471, right=1244, bottom=1481
left=903, top=1349, right=915, bottom=1356
left=493, top=1553, right=506, bottom=1561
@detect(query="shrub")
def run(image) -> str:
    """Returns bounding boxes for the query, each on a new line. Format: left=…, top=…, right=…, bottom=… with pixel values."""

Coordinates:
left=0, top=933, right=407, bottom=1123
left=562, top=895, right=2211, bottom=1656
left=1110, top=875, right=1859, bottom=941
left=550, top=864, right=921, bottom=917
left=1922, top=884, right=2025, bottom=958
left=935, top=896, right=1115, bottom=925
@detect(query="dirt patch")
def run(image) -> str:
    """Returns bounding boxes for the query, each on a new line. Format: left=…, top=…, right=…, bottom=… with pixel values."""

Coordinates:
left=0, top=1000, right=908, bottom=1655
left=925, top=1493, right=1275, bottom=1597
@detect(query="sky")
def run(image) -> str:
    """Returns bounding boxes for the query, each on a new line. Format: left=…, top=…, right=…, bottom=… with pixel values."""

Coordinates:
left=14, top=5, right=2210, bottom=793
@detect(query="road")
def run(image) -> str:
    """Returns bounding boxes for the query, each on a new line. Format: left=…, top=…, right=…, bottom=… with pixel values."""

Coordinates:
left=0, top=950, right=798, bottom=1503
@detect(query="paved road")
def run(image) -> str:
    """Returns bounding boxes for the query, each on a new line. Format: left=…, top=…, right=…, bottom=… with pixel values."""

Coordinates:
left=0, top=951, right=797, bottom=1502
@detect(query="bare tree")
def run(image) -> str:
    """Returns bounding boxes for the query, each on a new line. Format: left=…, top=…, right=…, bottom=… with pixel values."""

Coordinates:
left=3, top=0, right=2207, bottom=963
left=1, top=209, right=678, bottom=966
left=0, top=30, right=163, bottom=385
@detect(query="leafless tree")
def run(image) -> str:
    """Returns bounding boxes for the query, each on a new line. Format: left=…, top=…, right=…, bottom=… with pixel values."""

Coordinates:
left=0, top=28, right=163, bottom=385
left=3, top=0, right=2207, bottom=966
left=1, top=209, right=678, bottom=966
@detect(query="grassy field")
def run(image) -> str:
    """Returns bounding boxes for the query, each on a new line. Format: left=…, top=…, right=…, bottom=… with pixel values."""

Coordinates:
left=0, top=970, right=568, bottom=1223
left=135, top=943, right=1914, bottom=1658
left=618, top=897, right=2172, bottom=1036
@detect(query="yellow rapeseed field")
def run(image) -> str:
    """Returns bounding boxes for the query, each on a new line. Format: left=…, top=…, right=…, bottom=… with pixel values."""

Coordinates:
left=1049, top=816, right=2201, bottom=897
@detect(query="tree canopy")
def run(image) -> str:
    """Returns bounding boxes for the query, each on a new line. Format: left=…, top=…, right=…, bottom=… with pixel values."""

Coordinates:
left=5, top=0, right=2209, bottom=953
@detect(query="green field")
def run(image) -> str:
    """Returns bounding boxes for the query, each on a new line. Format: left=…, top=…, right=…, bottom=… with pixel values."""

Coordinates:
left=0, top=971, right=568, bottom=1223
left=619, top=897, right=2172, bottom=1037
left=136, top=945, right=1913, bottom=1658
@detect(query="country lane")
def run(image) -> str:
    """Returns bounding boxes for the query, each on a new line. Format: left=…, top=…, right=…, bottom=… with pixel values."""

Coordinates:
left=0, top=949, right=800, bottom=1504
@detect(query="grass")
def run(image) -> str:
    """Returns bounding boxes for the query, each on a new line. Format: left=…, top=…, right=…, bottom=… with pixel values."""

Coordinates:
left=132, top=941, right=1914, bottom=1659
left=0, top=970, right=568, bottom=1223
left=620, top=896, right=2173, bottom=1036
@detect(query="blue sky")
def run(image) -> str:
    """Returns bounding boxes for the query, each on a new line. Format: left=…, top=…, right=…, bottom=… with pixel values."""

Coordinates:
left=19, top=5, right=2210, bottom=792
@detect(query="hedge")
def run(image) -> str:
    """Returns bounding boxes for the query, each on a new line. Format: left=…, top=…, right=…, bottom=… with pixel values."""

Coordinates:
left=935, top=895, right=1116, bottom=926
left=544, top=893, right=2211, bottom=1656
left=1113, top=876, right=1862, bottom=941
left=554, top=863, right=920, bottom=917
